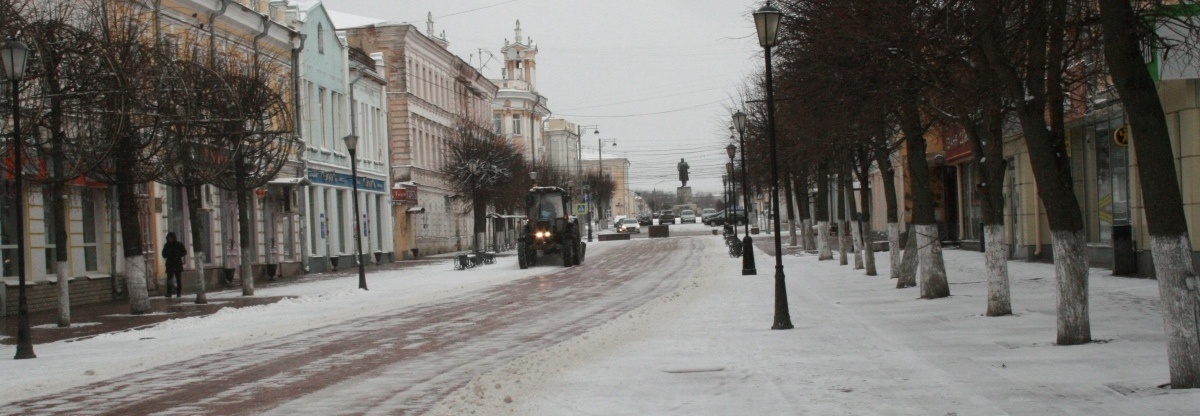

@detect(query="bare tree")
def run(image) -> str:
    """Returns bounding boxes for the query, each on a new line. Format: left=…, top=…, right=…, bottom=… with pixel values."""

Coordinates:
left=210, top=42, right=297, bottom=297
left=1097, top=0, right=1200, bottom=387
left=444, top=122, right=522, bottom=253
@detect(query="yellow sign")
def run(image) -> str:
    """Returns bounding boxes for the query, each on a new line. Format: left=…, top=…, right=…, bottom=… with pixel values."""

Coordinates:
left=1114, top=125, right=1130, bottom=147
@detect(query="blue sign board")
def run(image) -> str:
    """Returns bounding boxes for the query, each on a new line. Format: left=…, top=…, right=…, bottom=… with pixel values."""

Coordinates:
left=308, top=169, right=386, bottom=192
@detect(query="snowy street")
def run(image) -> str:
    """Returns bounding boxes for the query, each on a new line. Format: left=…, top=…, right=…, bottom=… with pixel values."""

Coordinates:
left=2, top=223, right=1199, bottom=415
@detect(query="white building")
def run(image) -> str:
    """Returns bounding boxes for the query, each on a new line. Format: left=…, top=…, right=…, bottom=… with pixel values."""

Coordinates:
left=491, top=21, right=550, bottom=164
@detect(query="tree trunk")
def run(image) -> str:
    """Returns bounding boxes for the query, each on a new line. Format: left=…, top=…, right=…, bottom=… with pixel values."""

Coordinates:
left=845, top=174, right=863, bottom=270
left=877, top=147, right=901, bottom=278
left=785, top=175, right=797, bottom=247
left=837, top=175, right=848, bottom=266
left=185, top=185, right=207, bottom=304
left=1051, top=229, right=1090, bottom=345
left=117, top=183, right=151, bottom=314
left=896, top=224, right=918, bottom=289
left=969, top=111, right=1011, bottom=316
left=1100, top=0, right=1200, bottom=386
left=853, top=152, right=877, bottom=276
left=984, top=225, right=1011, bottom=316
left=902, top=102, right=948, bottom=298
left=51, top=181, right=70, bottom=327
left=816, top=168, right=833, bottom=260
left=473, top=194, right=487, bottom=253
left=237, top=188, right=254, bottom=296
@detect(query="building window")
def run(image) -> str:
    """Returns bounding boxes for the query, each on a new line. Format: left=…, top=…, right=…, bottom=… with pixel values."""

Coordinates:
left=318, top=87, right=327, bottom=148
left=2, top=183, right=19, bottom=277
left=81, top=189, right=101, bottom=272
left=493, top=114, right=502, bottom=134
left=317, top=23, right=325, bottom=54
left=512, top=115, right=522, bottom=135
left=337, top=190, right=348, bottom=254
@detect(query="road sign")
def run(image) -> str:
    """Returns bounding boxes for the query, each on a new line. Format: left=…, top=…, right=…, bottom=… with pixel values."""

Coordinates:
left=1113, top=125, right=1130, bottom=147
left=576, top=203, right=588, bottom=215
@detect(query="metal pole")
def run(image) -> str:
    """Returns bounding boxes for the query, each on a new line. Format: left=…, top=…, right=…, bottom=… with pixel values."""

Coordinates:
left=597, top=137, right=603, bottom=228
left=764, top=42, right=792, bottom=330
left=738, top=132, right=757, bottom=275
left=12, top=76, right=35, bottom=359
left=349, top=148, right=367, bottom=291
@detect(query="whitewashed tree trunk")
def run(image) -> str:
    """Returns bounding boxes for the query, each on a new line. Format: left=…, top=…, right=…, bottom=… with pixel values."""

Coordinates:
left=839, top=222, right=849, bottom=266
left=817, top=221, right=833, bottom=260
left=888, top=223, right=901, bottom=279
left=916, top=224, right=949, bottom=298
left=851, top=221, right=864, bottom=270
left=984, top=224, right=1011, bottom=316
left=1150, top=234, right=1200, bottom=387
left=124, top=254, right=152, bottom=314
left=56, top=262, right=70, bottom=327
left=1051, top=229, right=1091, bottom=345
left=241, top=245, right=255, bottom=296
left=896, top=226, right=918, bottom=289
left=193, top=252, right=207, bottom=304
left=789, top=218, right=797, bottom=247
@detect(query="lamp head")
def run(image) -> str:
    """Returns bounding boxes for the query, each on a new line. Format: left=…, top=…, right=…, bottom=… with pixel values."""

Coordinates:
left=2, top=39, right=30, bottom=80
left=342, top=135, right=359, bottom=152
left=754, top=3, right=783, bottom=48
left=732, top=111, right=748, bottom=133
left=530, top=171, right=539, bottom=181
left=726, top=143, right=737, bottom=159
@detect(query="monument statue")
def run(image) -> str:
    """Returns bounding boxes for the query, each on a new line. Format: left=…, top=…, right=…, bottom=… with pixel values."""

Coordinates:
left=678, top=158, right=690, bottom=187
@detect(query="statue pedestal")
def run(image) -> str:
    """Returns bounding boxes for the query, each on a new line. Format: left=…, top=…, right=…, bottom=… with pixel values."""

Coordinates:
left=677, top=186, right=693, bottom=205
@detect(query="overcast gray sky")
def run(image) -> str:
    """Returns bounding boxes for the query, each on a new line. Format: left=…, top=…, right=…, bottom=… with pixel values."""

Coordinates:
left=322, top=0, right=765, bottom=195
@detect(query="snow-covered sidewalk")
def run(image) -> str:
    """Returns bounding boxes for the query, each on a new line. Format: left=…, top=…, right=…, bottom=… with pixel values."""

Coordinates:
left=430, top=241, right=1200, bottom=415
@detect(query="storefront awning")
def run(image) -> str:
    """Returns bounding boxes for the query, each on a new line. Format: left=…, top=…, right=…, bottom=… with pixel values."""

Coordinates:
left=268, top=177, right=312, bottom=186
left=407, top=206, right=426, bottom=213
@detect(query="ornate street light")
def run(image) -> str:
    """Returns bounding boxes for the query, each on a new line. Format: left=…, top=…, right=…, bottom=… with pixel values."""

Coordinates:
left=4, top=38, right=35, bottom=358
left=732, top=111, right=758, bottom=275
left=343, top=135, right=367, bottom=291
left=753, top=2, right=792, bottom=330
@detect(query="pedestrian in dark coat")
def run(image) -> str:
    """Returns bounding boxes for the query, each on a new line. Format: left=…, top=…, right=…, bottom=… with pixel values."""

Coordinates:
left=162, top=232, right=187, bottom=298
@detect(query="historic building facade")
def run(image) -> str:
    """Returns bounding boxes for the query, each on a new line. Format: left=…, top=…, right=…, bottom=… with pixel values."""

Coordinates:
left=491, top=21, right=550, bottom=164
left=341, top=17, right=497, bottom=258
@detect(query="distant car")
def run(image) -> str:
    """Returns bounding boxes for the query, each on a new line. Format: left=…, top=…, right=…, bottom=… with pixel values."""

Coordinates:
left=710, top=209, right=747, bottom=226
left=702, top=209, right=722, bottom=225
left=701, top=208, right=717, bottom=220
left=637, top=213, right=653, bottom=226
left=680, top=209, right=697, bottom=223
left=616, top=217, right=641, bottom=233
left=656, top=210, right=676, bottom=224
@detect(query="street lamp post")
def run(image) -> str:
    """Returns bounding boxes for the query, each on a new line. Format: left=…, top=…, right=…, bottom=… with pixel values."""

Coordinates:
left=343, top=135, right=367, bottom=291
left=596, top=137, right=616, bottom=228
left=583, top=183, right=592, bottom=242
left=4, top=38, right=35, bottom=358
left=754, top=2, right=792, bottom=330
left=732, top=113, right=758, bottom=275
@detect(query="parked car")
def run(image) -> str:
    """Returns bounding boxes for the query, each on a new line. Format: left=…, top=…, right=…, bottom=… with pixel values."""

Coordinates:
left=655, top=209, right=676, bottom=224
left=709, top=209, right=747, bottom=226
left=701, top=208, right=718, bottom=221
left=637, top=213, right=653, bottom=226
left=616, top=217, right=641, bottom=233
left=702, top=209, right=723, bottom=226
left=680, top=209, right=697, bottom=223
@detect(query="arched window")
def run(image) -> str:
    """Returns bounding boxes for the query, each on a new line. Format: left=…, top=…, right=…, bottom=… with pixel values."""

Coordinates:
left=317, top=23, right=325, bottom=54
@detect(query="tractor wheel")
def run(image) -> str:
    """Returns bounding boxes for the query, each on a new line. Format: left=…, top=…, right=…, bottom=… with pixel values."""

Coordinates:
left=518, top=241, right=529, bottom=269
left=561, top=237, right=575, bottom=267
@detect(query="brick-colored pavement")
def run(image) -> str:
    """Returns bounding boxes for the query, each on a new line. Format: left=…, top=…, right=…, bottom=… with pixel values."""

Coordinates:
left=1, top=239, right=704, bottom=415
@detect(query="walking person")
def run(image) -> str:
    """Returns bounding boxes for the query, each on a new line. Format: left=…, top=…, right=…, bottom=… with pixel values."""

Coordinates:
left=162, top=232, right=187, bottom=298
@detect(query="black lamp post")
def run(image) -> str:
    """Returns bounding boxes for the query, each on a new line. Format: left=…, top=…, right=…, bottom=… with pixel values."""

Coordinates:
left=722, top=174, right=729, bottom=226
left=4, top=38, right=35, bottom=358
left=583, top=183, right=592, bottom=242
left=754, top=2, right=792, bottom=330
left=732, top=111, right=758, bottom=275
left=343, top=135, right=367, bottom=291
